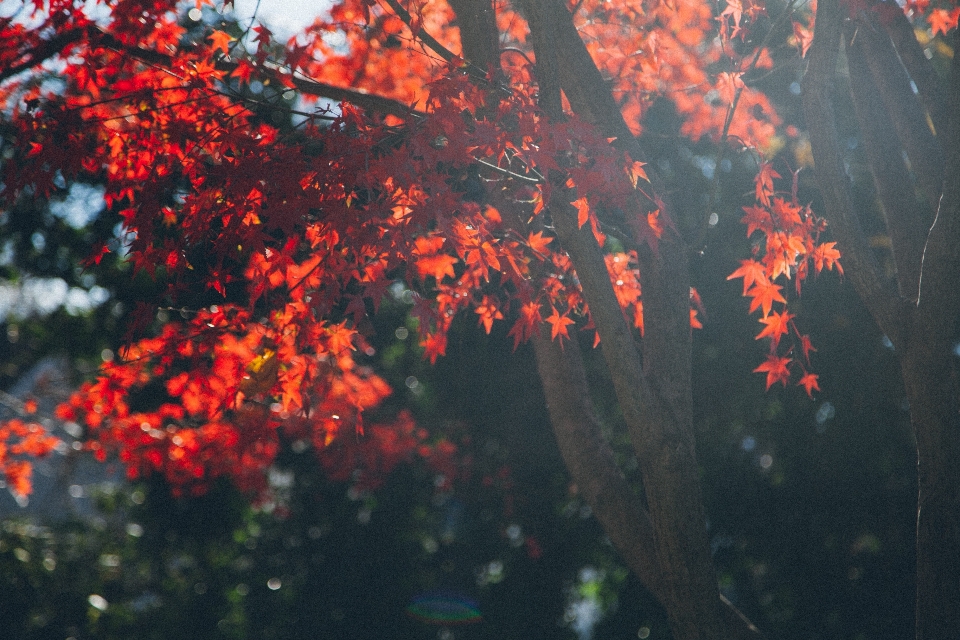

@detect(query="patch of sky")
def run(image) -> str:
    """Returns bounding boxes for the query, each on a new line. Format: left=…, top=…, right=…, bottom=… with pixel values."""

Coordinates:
left=230, top=0, right=330, bottom=35
left=49, top=182, right=106, bottom=229
left=0, top=277, right=109, bottom=322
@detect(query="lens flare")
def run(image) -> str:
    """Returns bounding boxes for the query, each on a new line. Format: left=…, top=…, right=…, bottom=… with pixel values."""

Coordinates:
left=406, top=592, right=482, bottom=625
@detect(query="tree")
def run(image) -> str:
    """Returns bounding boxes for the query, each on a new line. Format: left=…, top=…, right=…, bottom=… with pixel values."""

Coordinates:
left=0, top=0, right=957, bottom=638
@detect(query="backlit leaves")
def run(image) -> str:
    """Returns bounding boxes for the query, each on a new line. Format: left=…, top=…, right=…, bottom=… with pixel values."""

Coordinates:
left=0, top=0, right=871, bottom=496
left=728, top=162, right=841, bottom=396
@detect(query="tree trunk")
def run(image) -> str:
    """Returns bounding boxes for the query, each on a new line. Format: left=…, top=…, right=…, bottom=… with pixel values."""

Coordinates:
left=804, top=4, right=960, bottom=637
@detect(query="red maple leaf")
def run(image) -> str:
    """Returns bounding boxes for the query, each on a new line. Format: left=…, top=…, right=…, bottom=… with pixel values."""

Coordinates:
left=929, top=8, right=960, bottom=36
left=755, top=310, right=794, bottom=348
left=230, top=59, right=256, bottom=84
left=207, top=30, right=233, bottom=54
left=545, top=307, right=576, bottom=343
left=798, top=333, right=817, bottom=364
left=797, top=372, right=820, bottom=397
left=746, top=280, right=787, bottom=317
left=754, top=354, right=792, bottom=389
left=727, top=259, right=768, bottom=295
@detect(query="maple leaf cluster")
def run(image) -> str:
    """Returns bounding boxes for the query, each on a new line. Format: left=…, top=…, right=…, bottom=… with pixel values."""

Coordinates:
left=16, top=0, right=949, bottom=496
left=0, top=418, right=60, bottom=498
left=0, top=0, right=672, bottom=498
left=728, top=163, right=842, bottom=396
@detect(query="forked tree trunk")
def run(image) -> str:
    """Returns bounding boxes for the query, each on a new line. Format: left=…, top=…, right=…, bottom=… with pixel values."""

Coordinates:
left=447, top=0, right=757, bottom=637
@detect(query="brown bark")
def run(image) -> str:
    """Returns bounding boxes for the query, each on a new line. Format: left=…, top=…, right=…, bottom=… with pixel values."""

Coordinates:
left=850, top=11, right=944, bottom=212
left=531, top=333, right=665, bottom=593
left=906, top=28, right=960, bottom=640
left=549, top=193, right=724, bottom=640
left=801, top=0, right=906, bottom=344
left=880, top=7, right=949, bottom=139
left=804, top=4, right=960, bottom=638
left=531, top=332, right=763, bottom=640
left=844, top=26, right=931, bottom=300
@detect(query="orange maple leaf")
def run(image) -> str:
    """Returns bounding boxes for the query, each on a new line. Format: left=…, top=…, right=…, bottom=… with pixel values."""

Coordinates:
left=474, top=296, right=504, bottom=334
left=754, top=162, right=780, bottom=207
left=507, top=301, right=543, bottom=349
left=797, top=372, right=820, bottom=397
left=793, top=22, right=814, bottom=57
left=746, top=280, right=787, bottom=317
left=545, top=307, right=575, bottom=343
left=741, top=205, right=772, bottom=237
left=929, top=7, right=960, bottom=36
left=728, top=259, right=768, bottom=295
left=798, top=333, right=817, bottom=364
left=572, top=197, right=591, bottom=229
left=4, top=460, right=33, bottom=498
left=208, top=30, right=233, bottom=54
left=527, top=230, right=553, bottom=256
left=754, top=354, right=791, bottom=389
left=755, top=310, right=793, bottom=348
left=627, top=160, right=648, bottom=187
left=421, top=332, right=447, bottom=365
left=413, top=236, right=458, bottom=281
left=690, top=308, right=703, bottom=330
left=812, top=242, right=843, bottom=275
left=414, top=253, right=457, bottom=280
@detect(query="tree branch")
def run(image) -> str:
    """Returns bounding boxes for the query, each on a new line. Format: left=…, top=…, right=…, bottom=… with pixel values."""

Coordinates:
left=530, top=333, right=664, bottom=593
left=543, top=0, right=645, bottom=163
left=378, top=0, right=493, bottom=86
left=0, top=29, right=87, bottom=84
left=881, top=6, right=949, bottom=139
left=844, top=26, right=931, bottom=301
left=518, top=0, right=563, bottom=119
left=445, top=0, right=502, bottom=80
left=84, top=26, right=421, bottom=118
left=801, top=0, right=906, bottom=345
left=853, top=12, right=943, bottom=210
left=549, top=195, right=726, bottom=640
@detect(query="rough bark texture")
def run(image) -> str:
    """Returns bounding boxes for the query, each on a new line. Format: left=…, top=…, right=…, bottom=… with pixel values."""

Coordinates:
left=804, top=4, right=960, bottom=637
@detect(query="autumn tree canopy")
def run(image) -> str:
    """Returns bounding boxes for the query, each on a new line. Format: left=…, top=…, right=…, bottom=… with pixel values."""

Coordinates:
left=1, top=0, right=958, bottom=638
